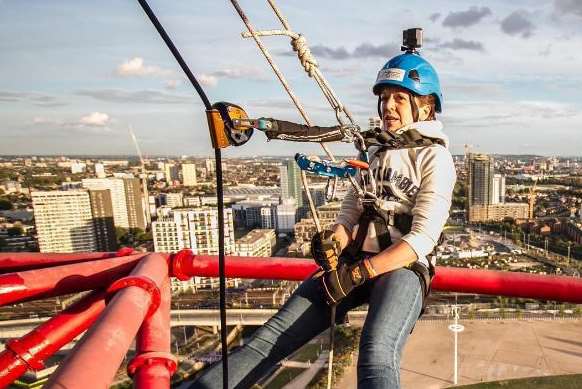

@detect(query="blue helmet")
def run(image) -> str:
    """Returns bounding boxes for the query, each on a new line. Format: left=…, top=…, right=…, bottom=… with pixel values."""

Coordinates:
left=373, top=52, right=443, bottom=113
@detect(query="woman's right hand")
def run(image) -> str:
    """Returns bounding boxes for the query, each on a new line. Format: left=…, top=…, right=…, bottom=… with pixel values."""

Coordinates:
left=332, top=223, right=352, bottom=251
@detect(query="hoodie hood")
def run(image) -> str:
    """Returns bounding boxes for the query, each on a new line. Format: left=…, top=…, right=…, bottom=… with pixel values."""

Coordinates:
left=395, top=120, right=449, bottom=149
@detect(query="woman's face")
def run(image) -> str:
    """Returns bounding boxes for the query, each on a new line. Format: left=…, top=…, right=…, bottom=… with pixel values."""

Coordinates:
left=379, top=86, right=417, bottom=132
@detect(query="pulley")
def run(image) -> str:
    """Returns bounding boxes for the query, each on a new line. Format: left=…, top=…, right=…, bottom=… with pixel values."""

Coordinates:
left=206, top=102, right=254, bottom=148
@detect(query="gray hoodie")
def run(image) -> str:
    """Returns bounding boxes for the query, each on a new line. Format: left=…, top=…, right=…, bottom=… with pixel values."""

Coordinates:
left=335, top=120, right=456, bottom=267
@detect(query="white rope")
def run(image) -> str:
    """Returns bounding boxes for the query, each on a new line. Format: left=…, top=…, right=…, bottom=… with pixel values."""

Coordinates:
left=291, top=34, right=318, bottom=78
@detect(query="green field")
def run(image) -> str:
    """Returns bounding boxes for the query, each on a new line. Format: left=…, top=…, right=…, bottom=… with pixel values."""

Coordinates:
left=452, top=374, right=582, bottom=389
left=291, top=343, right=322, bottom=363
left=263, top=367, right=305, bottom=389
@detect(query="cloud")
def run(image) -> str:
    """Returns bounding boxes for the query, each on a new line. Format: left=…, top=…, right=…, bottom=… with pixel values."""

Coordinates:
left=0, top=91, right=67, bottom=106
left=194, top=67, right=269, bottom=87
left=31, top=112, right=112, bottom=131
left=442, top=7, right=492, bottom=28
left=164, top=79, right=182, bottom=90
left=77, top=89, right=193, bottom=104
left=437, top=38, right=485, bottom=51
left=116, top=57, right=174, bottom=78
left=554, top=0, right=582, bottom=18
left=501, top=11, right=535, bottom=38
left=197, top=74, right=218, bottom=87
left=290, top=42, right=393, bottom=60
left=429, top=13, right=441, bottom=22
left=79, top=112, right=109, bottom=127
left=211, top=68, right=267, bottom=80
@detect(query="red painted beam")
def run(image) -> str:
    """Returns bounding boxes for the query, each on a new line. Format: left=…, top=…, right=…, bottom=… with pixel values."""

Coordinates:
left=431, top=266, right=582, bottom=303
left=0, top=253, right=147, bottom=307
left=0, top=248, right=134, bottom=273
left=172, top=252, right=582, bottom=304
left=171, top=250, right=318, bottom=281
left=45, top=253, right=169, bottom=389
left=129, top=277, right=177, bottom=388
left=0, top=290, right=107, bottom=387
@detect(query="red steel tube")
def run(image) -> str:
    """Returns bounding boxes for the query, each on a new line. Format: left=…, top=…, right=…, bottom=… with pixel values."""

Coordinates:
left=0, top=290, right=107, bottom=387
left=431, top=266, right=582, bottom=303
left=172, top=251, right=318, bottom=281
left=173, top=253, right=582, bottom=304
left=0, top=253, right=147, bottom=307
left=45, top=253, right=169, bottom=389
left=0, top=248, right=134, bottom=273
left=129, top=277, right=177, bottom=388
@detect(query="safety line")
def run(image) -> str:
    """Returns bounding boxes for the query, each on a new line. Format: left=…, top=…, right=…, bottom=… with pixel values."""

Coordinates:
left=135, top=1, right=229, bottom=387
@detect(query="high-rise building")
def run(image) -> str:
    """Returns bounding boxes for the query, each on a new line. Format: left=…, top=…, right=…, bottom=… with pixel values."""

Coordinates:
left=82, top=178, right=146, bottom=230
left=280, top=160, right=303, bottom=208
left=260, top=205, right=277, bottom=229
left=32, top=191, right=97, bottom=253
left=88, top=190, right=117, bottom=251
left=467, top=154, right=526, bottom=222
left=153, top=207, right=236, bottom=289
left=276, top=198, right=297, bottom=234
left=182, top=163, right=197, bottom=187
left=164, top=163, right=179, bottom=184
left=94, top=163, right=106, bottom=178
left=82, top=178, right=129, bottom=228
left=157, top=193, right=184, bottom=209
left=467, top=153, right=494, bottom=207
left=71, top=162, right=86, bottom=174
left=123, top=178, right=146, bottom=230
left=491, top=174, right=506, bottom=205
left=153, top=208, right=235, bottom=255
left=235, top=229, right=276, bottom=257
left=205, top=158, right=215, bottom=176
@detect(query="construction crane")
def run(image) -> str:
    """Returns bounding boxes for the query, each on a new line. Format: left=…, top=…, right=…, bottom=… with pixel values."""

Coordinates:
left=129, top=125, right=152, bottom=227
left=528, top=179, right=538, bottom=219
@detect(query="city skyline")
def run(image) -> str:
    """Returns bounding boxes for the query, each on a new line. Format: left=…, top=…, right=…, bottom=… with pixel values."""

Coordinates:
left=1, top=1, right=582, bottom=156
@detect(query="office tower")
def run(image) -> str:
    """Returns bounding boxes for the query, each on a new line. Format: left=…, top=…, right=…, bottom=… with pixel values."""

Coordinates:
left=182, top=163, right=197, bottom=186
left=94, top=163, right=106, bottom=178
left=88, top=190, right=117, bottom=251
left=123, top=178, right=146, bottom=230
left=491, top=174, right=506, bottom=205
left=368, top=116, right=382, bottom=130
left=82, top=178, right=129, bottom=228
left=280, top=160, right=303, bottom=208
left=32, top=191, right=97, bottom=253
left=467, top=153, right=494, bottom=206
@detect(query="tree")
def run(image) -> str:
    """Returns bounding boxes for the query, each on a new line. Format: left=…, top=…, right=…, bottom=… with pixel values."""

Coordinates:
left=0, top=198, right=12, bottom=211
left=7, top=226, right=23, bottom=237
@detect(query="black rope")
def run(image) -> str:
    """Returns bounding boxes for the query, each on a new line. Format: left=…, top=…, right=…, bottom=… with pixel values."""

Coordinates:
left=135, top=1, right=229, bottom=387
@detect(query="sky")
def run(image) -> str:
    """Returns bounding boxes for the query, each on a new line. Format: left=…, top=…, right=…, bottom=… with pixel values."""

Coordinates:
left=1, top=0, right=582, bottom=157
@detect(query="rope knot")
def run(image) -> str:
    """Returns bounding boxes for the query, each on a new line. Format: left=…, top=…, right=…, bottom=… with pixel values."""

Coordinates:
left=291, top=34, right=318, bottom=77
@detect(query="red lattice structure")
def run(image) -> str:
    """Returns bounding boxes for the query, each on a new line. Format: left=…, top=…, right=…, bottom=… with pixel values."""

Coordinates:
left=0, top=250, right=581, bottom=388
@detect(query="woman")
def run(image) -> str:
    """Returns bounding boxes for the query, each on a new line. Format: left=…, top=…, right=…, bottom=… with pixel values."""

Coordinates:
left=192, top=45, right=456, bottom=389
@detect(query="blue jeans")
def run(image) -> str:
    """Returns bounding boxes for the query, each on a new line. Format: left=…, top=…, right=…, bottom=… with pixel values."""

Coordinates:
left=190, top=268, right=422, bottom=389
